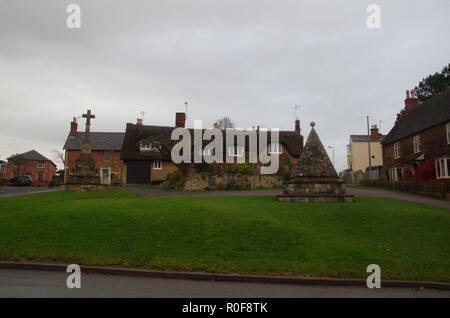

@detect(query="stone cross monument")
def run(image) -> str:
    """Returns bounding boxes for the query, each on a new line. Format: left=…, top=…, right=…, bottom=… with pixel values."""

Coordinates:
left=65, top=109, right=104, bottom=191
left=278, top=122, right=353, bottom=203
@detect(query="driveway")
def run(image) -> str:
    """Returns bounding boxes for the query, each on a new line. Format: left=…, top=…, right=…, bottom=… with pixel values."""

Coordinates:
left=0, top=186, right=60, bottom=199
left=124, top=185, right=449, bottom=209
left=1, top=269, right=448, bottom=298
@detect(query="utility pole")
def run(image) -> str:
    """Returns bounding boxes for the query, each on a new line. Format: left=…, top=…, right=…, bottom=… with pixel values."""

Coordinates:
left=367, top=116, right=372, bottom=179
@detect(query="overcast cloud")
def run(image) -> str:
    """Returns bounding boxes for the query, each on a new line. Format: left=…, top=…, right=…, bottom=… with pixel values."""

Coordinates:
left=0, top=0, right=449, bottom=170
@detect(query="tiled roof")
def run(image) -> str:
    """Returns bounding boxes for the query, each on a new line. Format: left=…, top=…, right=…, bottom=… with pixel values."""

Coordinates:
left=8, top=150, right=55, bottom=166
left=63, top=132, right=125, bottom=151
left=382, top=88, right=450, bottom=146
left=350, top=135, right=384, bottom=142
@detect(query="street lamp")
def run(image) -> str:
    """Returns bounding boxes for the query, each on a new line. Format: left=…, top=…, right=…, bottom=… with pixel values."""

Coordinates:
left=328, top=146, right=335, bottom=167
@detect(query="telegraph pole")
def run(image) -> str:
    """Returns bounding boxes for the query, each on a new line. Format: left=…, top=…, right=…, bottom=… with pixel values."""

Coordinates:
left=367, top=116, right=372, bottom=178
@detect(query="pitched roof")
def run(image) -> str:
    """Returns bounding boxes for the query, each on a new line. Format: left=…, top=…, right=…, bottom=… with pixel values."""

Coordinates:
left=290, top=125, right=337, bottom=178
left=350, top=135, right=384, bottom=142
left=382, top=88, right=450, bottom=146
left=121, top=123, right=304, bottom=161
left=8, top=150, right=55, bottom=166
left=63, top=132, right=125, bottom=151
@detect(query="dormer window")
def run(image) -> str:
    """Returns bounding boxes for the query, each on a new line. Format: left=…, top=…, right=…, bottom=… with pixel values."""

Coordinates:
left=269, top=143, right=282, bottom=154
left=140, top=140, right=160, bottom=152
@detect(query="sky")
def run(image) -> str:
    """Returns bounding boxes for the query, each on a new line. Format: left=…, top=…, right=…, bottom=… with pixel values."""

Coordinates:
left=0, top=0, right=449, bottom=171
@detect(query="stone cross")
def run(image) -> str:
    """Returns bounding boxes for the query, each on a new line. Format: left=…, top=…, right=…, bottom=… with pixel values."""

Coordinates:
left=81, top=109, right=95, bottom=153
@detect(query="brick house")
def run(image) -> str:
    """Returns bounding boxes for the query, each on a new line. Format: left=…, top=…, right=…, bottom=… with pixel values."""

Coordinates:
left=4, top=150, right=57, bottom=186
left=0, top=160, right=8, bottom=182
left=63, top=118, right=125, bottom=185
left=382, top=89, right=450, bottom=182
left=121, top=112, right=304, bottom=184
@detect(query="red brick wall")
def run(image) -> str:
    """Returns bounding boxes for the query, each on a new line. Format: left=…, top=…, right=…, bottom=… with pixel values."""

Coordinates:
left=65, top=150, right=124, bottom=184
left=4, top=160, right=56, bottom=186
left=382, top=121, right=450, bottom=181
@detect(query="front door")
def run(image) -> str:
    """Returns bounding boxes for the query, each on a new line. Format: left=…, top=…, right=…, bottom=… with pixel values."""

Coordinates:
left=126, top=161, right=151, bottom=184
left=101, top=167, right=111, bottom=185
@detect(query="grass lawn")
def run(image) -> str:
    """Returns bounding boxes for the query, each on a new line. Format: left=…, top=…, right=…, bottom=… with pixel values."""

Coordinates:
left=0, top=188, right=449, bottom=282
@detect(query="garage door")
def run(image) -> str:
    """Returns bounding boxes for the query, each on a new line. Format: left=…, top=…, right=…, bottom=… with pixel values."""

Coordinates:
left=126, top=161, right=150, bottom=184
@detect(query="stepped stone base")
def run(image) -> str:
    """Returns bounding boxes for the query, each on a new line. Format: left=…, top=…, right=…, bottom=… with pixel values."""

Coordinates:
left=63, top=184, right=106, bottom=192
left=277, top=193, right=353, bottom=203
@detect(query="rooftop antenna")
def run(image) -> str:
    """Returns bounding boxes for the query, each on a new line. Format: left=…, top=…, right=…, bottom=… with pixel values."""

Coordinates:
left=378, top=120, right=383, bottom=132
left=139, top=111, right=147, bottom=124
left=294, top=105, right=302, bottom=120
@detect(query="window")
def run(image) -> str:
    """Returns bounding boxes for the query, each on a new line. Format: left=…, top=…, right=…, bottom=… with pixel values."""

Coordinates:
left=227, top=145, right=244, bottom=157
left=140, top=140, right=160, bottom=152
left=37, top=172, right=44, bottom=182
left=413, top=135, right=421, bottom=153
left=269, top=143, right=282, bottom=154
left=103, top=151, right=112, bottom=162
left=435, top=158, right=450, bottom=179
left=393, top=142, right=401, bottom=159
left=38, top=162, right=45, bottom=168
left=13, top=161, right=19, bottom=168
left=347, top=144, right=352, bottom=155
left=447, top=123, right=450, bottom=144
left=153, top=160, right=162, bottom=170
left=389, top=167, right=403, bottom=182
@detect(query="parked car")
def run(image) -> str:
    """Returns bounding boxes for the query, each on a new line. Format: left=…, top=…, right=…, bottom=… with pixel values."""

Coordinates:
left=10, top=176, right=34, bottom=186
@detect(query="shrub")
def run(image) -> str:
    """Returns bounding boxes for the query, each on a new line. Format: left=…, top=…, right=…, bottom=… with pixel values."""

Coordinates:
left=160, top=171, right=184, bottom=190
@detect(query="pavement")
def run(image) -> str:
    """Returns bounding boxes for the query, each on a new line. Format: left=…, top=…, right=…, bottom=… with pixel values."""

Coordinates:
left=124, top=185, right=449, bottom=209
left=1, top=269, right=449, bottom=298
left=0, top=186, right=60, bottom=199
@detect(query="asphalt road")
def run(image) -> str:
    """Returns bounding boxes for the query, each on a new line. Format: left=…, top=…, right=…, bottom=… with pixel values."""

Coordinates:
left=0, top=186, right=60, bottom=199
left=1, top=269, right=448, bottom=298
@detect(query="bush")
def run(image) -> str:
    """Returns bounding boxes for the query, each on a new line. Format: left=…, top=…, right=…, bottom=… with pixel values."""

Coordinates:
left=226, top=163, right=258, bottom=176
left=160, top=171, right=184, bottom=190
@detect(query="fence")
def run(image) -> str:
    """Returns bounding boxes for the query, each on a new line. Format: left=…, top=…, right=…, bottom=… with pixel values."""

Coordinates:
left=360, top=180, right=450, bottom=199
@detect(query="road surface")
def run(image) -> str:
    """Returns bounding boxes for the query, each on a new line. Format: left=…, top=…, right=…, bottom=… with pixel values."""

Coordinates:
left=0, top=269, right=448, bottom=298
left=0, top=186, right=59, bottom=199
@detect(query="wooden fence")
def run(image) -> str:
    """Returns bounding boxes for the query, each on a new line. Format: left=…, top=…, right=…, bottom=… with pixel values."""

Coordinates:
left=360, top=180, right=450, bottom=199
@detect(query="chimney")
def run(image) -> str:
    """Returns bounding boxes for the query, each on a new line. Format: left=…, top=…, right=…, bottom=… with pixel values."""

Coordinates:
left=136, top=118, right=143, bottom=126
left=370, top=124, right=379, bottom=141
left=295, top=119, right=301, bottom=134
left=404, top=89, right=418, bottom=113
left=213, top=122, right=220, bottom=129
left=175, top=112, right=186, bottom=128
left=69, top=117, right=78, bottom=136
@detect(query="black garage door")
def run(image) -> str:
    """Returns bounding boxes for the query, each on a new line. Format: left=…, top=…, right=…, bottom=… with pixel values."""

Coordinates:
left=127, top=161, right=151, bottom=184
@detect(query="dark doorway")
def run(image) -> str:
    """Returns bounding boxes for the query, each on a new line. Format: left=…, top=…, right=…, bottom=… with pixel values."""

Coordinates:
left=127, top=161, right=150, bottom=184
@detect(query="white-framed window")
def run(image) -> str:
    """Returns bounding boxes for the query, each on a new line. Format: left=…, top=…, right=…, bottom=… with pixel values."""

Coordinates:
left=227, top=145, right=244, bottom=157
left=446, top=123, right=450, bottom=144
left=413, top=135, right=421, bottom=153
left=153, top=160, right=162, bottom=170
left=140, top=140, right=160, bottom=152
left=269, top=143, right=282, bottom=154
left=103, top=151, right=112, bottom=162
left=435, top=158, right=450, bottom=179
left=393, top=142, right=401, bottom=159
left=389, top=167, right=403, bottom=182
left=37, top=172, right=44, bottom=182
left=37, top=162, right=45, bottom=169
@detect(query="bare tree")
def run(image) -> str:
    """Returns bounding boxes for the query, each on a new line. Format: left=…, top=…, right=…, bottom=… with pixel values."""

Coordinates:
left=216, top=117, right=235, bottom=129
left=51, top=150, right=65, bottom=166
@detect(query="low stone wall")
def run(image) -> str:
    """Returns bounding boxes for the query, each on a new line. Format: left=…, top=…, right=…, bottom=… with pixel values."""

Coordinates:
left=182, top=173, right=282, bottom=191
left=62, top=184, right=107, bottom=192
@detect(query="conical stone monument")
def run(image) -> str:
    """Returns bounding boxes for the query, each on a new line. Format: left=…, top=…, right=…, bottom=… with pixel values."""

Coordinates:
left=277, top=122, right=353, bottom=203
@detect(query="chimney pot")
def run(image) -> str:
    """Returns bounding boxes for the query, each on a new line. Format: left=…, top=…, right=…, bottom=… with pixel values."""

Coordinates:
left=404, top=88, right=418, bottom=113
left=295, top=119, right=301, bottom=134
left=69, top=117, right=78, bottom=136
left=370, top=124, right=379, bottom=141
